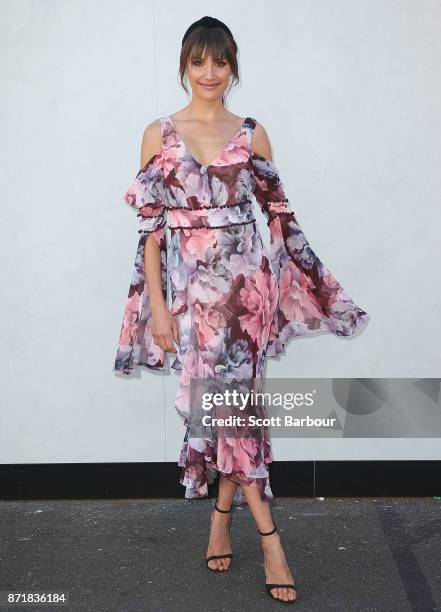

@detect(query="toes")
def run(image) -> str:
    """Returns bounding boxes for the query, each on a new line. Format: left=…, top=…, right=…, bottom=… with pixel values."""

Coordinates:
left=208, top=558, right=231, bottom=570
left=282, top=587, right=297, bottom=601
left=208, top=559, right=220, bottom=570
left=270, top=586, right=296, bottom=602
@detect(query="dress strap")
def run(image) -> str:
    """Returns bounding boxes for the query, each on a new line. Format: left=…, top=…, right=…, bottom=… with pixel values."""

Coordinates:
left=158, top=116, right=170, bottom=155
left=244, top=117, right=257, bottom=154
left=245, top=117, right=257, bottom=131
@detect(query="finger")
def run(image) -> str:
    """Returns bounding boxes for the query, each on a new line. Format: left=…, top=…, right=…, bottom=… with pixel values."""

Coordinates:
left=171, top=318, right=180, bottom=345
left=153, top=334, right=168, bottom=351
left=153, top=333, right=177, bottom=353
left=163, top=332, right=177, bottom=353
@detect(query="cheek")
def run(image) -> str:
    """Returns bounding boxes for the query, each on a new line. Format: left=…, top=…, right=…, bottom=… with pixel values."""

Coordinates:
left=186, top=65, right=197, bottom=79
left=186, top=60, right=202, bottom=78
left=216, top=69, right=232, bottom=84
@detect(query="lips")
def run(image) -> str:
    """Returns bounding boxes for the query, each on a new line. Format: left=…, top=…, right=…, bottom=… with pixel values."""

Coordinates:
left=200, top=83, right=220, bottom=89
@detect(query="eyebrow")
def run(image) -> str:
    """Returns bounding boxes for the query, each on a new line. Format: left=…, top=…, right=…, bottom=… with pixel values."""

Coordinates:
left=192, top=55, right=225, bottom=61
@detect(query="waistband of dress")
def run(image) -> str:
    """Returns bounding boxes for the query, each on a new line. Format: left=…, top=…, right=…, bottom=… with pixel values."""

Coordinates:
left=169, top=218, right=256, bottom=230
left=165, top=199, right=253, bottom=211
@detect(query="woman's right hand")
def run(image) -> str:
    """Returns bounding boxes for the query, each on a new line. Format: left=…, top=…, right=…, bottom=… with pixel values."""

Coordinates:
left=151, top=304, right=180, bottom=353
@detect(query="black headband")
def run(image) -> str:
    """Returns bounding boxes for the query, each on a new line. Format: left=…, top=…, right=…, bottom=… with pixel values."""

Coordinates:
left=181, top=16, right=236, bottom=50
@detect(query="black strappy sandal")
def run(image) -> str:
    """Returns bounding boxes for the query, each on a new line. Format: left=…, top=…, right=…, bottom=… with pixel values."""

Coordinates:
left=206, top=501, right=233, bottom=572
left=258, top=522, right=298, bottom=603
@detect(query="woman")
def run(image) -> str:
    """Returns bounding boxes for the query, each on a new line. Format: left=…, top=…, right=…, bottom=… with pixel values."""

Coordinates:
left=114, top=16, right=369, bottom=604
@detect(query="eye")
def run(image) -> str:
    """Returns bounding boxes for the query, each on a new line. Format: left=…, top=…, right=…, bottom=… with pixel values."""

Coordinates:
left=191, top=58, right=228, bottom=67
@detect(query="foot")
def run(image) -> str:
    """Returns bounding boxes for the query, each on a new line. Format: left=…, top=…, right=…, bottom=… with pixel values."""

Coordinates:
left=206, top=507, right=233, bottom=571
left=261, top=529, right=297, bottom=602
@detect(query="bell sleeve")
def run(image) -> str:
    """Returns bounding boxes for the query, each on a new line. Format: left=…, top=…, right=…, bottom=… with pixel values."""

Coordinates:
left=113, top=153, right=168, bottom=376
left=250, top=152, right=370, bottom=358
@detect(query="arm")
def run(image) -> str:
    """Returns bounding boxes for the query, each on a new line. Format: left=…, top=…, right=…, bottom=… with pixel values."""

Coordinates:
left=249, top=121, right=369, bottom=345
left=140, top=121, right=167, bottom=311
left=250, top=120, right=293, bottom=221
left=139, top=121, right=179, bottom=354
left=250, top=120, right=273, bottom=161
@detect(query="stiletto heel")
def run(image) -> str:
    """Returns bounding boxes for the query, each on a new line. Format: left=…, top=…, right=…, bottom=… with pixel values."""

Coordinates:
left=258, top=522, right=298, bottom=603
left=206, top=501, right=233, bottom=572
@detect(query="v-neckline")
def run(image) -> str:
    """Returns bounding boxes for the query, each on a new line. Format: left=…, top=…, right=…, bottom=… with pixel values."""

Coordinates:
left=167, top=115, right=248, bottom=169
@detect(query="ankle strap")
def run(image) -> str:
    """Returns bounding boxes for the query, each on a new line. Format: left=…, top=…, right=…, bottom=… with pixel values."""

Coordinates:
left=258, top=522, right=278, bottom=536
left=214, top=501, right=232, bottom=513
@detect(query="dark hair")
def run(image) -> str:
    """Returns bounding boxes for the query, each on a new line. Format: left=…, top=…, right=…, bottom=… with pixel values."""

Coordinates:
left=178, top=25, right=239, bottom=108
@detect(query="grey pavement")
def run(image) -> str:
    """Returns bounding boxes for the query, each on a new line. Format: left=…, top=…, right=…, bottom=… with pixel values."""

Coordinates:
left=0, top=498, right=440, bottom=611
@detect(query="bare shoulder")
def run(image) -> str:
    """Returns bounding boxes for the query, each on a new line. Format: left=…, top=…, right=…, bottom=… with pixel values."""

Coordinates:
left=251, top=120, right=273, bottom=162
left=140, top=118, right=162, bottom=168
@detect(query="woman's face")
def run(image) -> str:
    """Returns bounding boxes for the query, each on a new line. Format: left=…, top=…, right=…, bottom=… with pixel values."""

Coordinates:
left=186, top=50, right=232, bottom=100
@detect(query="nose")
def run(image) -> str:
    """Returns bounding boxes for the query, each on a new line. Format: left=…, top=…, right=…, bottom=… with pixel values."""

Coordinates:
left=204, top=61, right=216, bottom=78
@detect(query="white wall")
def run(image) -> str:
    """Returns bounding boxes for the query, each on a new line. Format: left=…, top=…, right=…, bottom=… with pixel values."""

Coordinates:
left=1, top=0, right=440, bottom=465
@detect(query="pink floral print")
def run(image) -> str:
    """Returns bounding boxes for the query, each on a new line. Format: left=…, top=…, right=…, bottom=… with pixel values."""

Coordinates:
left=114, top=116, right=369, bottom=505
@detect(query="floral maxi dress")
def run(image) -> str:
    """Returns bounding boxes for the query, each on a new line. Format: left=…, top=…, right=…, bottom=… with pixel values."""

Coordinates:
left=113, top=116, right=369, bottom=505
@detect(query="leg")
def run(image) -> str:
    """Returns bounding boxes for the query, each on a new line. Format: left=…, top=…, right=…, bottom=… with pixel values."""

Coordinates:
left=241, top=482, right=297, bottom=603
left=206, top=473, right=238, bottom=571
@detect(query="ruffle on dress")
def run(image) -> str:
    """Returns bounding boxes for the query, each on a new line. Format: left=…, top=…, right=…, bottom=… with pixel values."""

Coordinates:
left=113, top=154, right=169, bottom=375
left=250, top=152, right=370, bottom=359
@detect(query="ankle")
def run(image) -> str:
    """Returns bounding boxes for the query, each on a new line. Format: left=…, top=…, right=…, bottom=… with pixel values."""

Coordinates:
left=257, top=521, right=278, bottom=537
left=260, top=530, right=281, bottom=549
left=211, top=509, right=232, bottom=523
left=214, top=500, right=232, bottom=513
